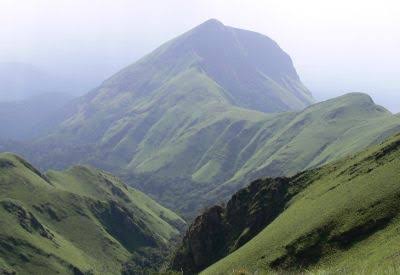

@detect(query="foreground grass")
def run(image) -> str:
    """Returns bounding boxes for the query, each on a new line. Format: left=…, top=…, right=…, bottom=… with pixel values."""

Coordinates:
left=202, top=133, right=400, bottom=274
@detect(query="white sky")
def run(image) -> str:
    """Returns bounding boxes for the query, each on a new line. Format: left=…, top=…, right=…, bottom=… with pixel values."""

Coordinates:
left=0, top=0, right=399, bottom=112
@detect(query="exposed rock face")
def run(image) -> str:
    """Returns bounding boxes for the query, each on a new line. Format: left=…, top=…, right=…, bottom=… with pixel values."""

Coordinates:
left=171, top=205, right=226, bottom=273
left=1, top=200, right=54, bottom=240
left=171, top=176, right=308, bottom=274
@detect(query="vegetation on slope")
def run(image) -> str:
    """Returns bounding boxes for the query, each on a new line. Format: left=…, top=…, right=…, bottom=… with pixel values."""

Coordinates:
left=193, top=132, right=400, bottom=274
left=0, top=153, right=184, bottom=274
left=8, top=91, right=400, bottom=220
left=127, top=93, right=400, bottom=216
left=2, top=20, right=399, bottom=218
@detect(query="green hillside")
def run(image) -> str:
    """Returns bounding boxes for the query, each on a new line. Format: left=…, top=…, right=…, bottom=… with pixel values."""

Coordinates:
left=0, top=153, right=184, bottom=274
left=196, top=132, right=400, bottom=274
left=124, top=93, right=400, bottom=216
left=3, top=20, right=399, bottom=218
left=9, top=93, right=400, bottom=218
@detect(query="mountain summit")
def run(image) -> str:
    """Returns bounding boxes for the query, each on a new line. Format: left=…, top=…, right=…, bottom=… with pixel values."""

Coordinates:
left=40, top=19, right=315, bottom=150
left=102, top=19, right=313, bottom=113
left=178, top=18, right=314, bottom=111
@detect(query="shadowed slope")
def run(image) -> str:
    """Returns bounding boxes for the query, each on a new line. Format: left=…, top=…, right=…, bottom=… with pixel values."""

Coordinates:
left=0, top=153, right=184, bottom=274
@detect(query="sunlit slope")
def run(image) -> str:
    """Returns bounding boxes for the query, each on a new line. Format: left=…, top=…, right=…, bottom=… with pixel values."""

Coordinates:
left=6, top=20, right=399, bottom=216
left=203, top=133, right=400, bottom=274
left=129, top=93, right=400, bottom=215
left=0, top=153, right=184, bottom=274
left=9, top=92, right=400, bottom=218
left=209, top=93, right=400, bottom=194
left=46, top=19, right=311, bottom=144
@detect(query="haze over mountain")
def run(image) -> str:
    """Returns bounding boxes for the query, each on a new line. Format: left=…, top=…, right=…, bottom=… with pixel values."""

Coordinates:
left=4, top=20, right=398, bottom=218
left=71, top=19, right=313, bottom=115
left=0, top=3, right=399, bottom=274
left=0, top=93, right=74, bottom=141
left=2, top=1, right=399, bottom=112
left=0, top=63, right=82, bottom=102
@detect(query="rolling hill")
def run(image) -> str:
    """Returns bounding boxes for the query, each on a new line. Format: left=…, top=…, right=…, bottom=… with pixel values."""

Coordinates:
left=0, top=153, right=185, bottom=274
left=171, top=132, right=400, bottom=274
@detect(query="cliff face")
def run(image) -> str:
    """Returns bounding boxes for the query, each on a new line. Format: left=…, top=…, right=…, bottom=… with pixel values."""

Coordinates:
left=171, top=205, right=226, bottom=273
left=171, top=176, right=309, bottom=274
left=174, top=134, right=400, bottom=274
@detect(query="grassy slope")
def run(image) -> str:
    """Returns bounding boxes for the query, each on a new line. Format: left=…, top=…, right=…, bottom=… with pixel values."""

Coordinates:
left=127, top=93, right=400, bottom=216
left=203, top=133, right=400, bottom=274
left=14, top=91, right=400, bottom=218
left=47, top=166, right=185, bottom=242
left=4, top=21, right=399, bottom=217
left=0, top=153, right=184, bottom=274
left=211, top=93, right=400, bottom=191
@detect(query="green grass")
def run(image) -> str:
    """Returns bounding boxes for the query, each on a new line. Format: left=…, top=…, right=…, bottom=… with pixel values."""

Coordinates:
left=202, top=133, right=400, bottom=274
left=20, top=89, right=400, bottom=219
left=4, top=21, right=399, bottom=218
left=124, top=92, right=400, bottom=216
left=0, top=153, right=185, bottom=274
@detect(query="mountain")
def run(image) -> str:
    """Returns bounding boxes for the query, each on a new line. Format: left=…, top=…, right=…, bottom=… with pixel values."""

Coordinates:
left=171, top=132, right=400, bottom=274
left=40, top=18, right=313, bottom=145
left=0, top=63, right=80, bottom=102
left=0, top=153, right=185, bottom=274
left=125, top=93, right=399, bottom=216
left=0, top=93, right=75, bottom=141
left=3, top=20, right=399, bottom=217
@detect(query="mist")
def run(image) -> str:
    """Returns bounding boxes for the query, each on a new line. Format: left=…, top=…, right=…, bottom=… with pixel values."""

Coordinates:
left=0, top=0, right=399, bottom=112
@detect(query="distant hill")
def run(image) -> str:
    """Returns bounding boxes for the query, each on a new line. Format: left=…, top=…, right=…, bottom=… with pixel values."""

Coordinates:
left=0, top=93, right=75, bottom=141
left=172, top=132, right=400, bottom=274
left=0, top=62, right=80, bottom=102
left=0, top=153, right=185, bottom=274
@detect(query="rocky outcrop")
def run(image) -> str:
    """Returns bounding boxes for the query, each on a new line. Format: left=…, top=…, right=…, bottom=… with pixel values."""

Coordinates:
left=171, top=205, right=226, bottom=274
left=170, top=176, right=311, bottom=274
left=1, top=200, right=54, bottom=240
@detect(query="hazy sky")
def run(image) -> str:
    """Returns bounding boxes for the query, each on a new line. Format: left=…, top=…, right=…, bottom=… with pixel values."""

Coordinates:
left=0, top=0, right=399, bottom=112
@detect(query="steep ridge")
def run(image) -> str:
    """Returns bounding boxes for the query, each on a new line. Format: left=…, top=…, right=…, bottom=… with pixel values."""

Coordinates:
left=2, top=20, right=399, bottom=217
left=171, top=132, right=400, bottom=274
left=5, top=94, right=400, bottom=219
left=0, top=153, right=185, bottom=274
left=6, top=92, right=400, bottom=218
left=41, top=19, right=311, bottom=144
left=126, top=93, right=400, bottom=215
left=0, top=19, right=312, bottom=210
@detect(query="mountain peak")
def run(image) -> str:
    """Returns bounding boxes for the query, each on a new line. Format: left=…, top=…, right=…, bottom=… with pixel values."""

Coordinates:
left=189, top=18, right=226, bottom=36
left=200, top=18, right=224, bottom=27
left=161, top=20, right=314, bottom=112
